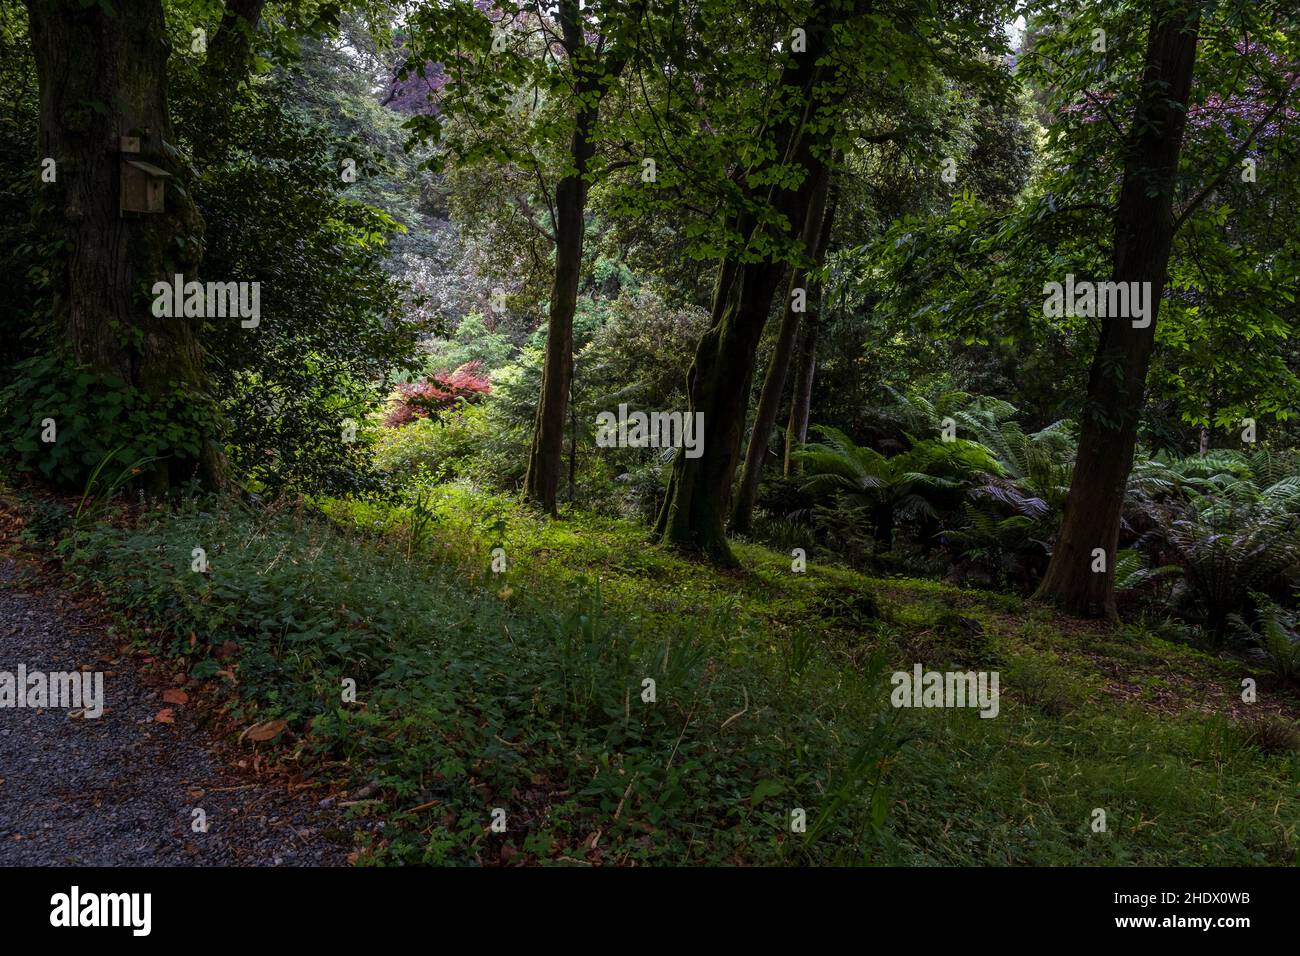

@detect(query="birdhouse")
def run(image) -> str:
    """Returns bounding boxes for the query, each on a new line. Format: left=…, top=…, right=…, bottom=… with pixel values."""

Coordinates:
left=119, top=159, right=170, bottom=215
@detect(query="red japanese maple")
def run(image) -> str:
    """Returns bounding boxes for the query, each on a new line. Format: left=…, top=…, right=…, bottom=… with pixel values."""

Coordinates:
left=385, top=361, right=491, bottom=427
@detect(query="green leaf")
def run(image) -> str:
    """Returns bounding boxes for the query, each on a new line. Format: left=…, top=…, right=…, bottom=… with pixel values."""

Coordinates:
left=750, top=779, right=785, bottom=805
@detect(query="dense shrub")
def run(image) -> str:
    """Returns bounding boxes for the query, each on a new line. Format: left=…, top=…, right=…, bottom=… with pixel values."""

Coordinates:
left=0, top=356, right=220, bottom=490
left=373, top=401, right=499, bottom=483
left=183, top=75, right=426, bottom=497
left=795, top=425, right=1002, bottom=550
left=418, top=313, right=517, bottom=377
left=1231, top=600, right=1300, bottom=683
left=1120, top=450, right=1300, bottom=633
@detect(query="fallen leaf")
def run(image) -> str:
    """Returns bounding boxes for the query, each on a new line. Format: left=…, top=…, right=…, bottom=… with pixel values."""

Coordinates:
left=162, top=688, right=189, bottom=705
left=154, top=708, right=175, bottom=724
left=242, top=718, right=287, bottom=742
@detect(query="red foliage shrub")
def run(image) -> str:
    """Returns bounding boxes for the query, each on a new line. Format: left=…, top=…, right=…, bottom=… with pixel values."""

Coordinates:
left=385, top=360, right=491, bottom=427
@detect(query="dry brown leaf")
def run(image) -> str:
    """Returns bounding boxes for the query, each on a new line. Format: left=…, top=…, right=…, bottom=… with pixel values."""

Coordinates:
left=242, top=718, right=287, bottom=742
left=162, top=688, right=189, bottom=705
left=154, top=708, right=175, bottom=724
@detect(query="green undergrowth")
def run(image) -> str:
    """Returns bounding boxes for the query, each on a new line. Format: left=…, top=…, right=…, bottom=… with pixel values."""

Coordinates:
left=59, top=491, right=898, bottom=865
left=23, top=480, right=1300, bottom=865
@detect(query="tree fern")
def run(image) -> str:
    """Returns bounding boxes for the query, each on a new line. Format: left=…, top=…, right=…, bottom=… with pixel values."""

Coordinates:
left=794, top=426, right=1000, bottom=549
left=1230, top=600, right=1300, bottom=682
left=1139, top=502, right=1300, bottom=637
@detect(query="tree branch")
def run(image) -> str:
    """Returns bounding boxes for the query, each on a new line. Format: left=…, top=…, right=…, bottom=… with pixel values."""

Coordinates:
left=1173, top=72, right=1300, bottom=234
left=514, top=193, right=557, bottom=245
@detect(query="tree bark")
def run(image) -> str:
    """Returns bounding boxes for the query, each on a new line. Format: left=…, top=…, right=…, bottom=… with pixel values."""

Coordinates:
left=26, top=0, right=225, bottom=493
left=730, top=168, right=832, bottom=534
left=654, top=192, right=828, bottom=561
left=653, top=256, right=792, bottom=561
left=784, top=186, right=839, bottom=477
left=1034, top=0, right=1202, bottom=619
left=523, top=118, right=591, bottom=513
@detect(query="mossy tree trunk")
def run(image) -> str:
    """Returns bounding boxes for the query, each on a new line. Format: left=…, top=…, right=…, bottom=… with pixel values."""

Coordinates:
left=783, top=186, right=838, bottom=477
left=654, top=252, right=795, bottom=562
left=655, top=0, right=845, bottom=563
left=731, top=171, right=834, bottom=534
left=26, top=0, right=225, bottom=493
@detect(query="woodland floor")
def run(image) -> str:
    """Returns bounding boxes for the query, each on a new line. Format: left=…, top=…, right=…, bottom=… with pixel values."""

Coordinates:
left=0, top=485, right=1297, bottom=865
left=0, top=543, right=353, bottom=866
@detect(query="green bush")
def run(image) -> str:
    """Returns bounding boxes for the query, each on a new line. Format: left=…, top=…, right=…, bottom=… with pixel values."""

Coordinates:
left=184, top=75, right=424, bottom=497
left=375, top=407, right=475, bottom=480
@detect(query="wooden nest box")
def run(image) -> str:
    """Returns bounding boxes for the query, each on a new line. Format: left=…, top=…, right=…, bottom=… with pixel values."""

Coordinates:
left=118, top=136, right=170, bottom=215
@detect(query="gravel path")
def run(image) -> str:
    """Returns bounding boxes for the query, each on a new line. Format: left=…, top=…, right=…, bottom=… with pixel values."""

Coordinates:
left=0, top=556, right=351, bottom=866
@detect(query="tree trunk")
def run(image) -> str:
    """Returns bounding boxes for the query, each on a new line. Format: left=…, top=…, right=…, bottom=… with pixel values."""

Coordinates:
left=523, top=0, right=607, bottom=514
left=730, top=168, right=832, bottom=534
left=784, top=187, right=839, bottom=477
left=655, top=0, right=846, bottom=563
left=653, top=258, right=793, bottom=561
left=568, top=382, right=578, bottom=502
left=874, top=502, right=895, bottom=552
left=1034, top=0, right=1201, bottom=619
left=523, top=113, right=592, bottom=514
left=26, top=0, right=225, bottom=493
